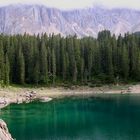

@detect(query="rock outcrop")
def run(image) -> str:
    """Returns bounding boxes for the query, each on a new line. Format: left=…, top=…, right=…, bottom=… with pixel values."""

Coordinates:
left=0, top=90, right=53, bottom=109
left=0, top=119, right=14, bottom=140
left=0, top=4, right=140, bottom=37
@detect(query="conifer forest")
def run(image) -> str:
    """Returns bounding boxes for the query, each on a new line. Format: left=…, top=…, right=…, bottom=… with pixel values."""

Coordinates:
left=0, top=30, right=140, bottom=86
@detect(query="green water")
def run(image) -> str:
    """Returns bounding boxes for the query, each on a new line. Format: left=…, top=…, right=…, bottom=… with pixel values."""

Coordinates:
left=1, top=95, right=140, bottom=140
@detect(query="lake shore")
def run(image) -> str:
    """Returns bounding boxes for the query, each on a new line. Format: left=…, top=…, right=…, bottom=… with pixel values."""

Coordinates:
left=1, top=84, right=140, bottom=109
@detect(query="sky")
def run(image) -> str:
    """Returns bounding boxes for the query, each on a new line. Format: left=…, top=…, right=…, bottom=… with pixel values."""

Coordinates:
left=0, top=0, right=140, bottom=10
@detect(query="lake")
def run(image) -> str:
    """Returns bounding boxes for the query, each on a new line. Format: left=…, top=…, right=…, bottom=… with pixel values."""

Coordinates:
left=1, top=94, right=140, bottom=140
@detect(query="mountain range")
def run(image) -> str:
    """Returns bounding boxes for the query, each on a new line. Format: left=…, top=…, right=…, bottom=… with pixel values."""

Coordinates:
left=0, top=4, right=140, bottom=37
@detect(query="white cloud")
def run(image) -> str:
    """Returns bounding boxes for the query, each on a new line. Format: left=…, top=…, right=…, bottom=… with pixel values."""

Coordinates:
left=0, top=0, right=140, bottom=10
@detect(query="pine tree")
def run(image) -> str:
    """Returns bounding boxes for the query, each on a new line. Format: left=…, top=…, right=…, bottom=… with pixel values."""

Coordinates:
left=47, top=47, right=51, bottom=76
left=73, top=60, right=78, bottom=83
left=87, top=40, right=93, bottom=80
left=25, top=37, right=34, bottom=83
left=39, top=40, right=48, bottom=84
left=111, top=35, right=118, bottom=76
left=130, top=36, right=139, bottom=79
left=17, top=47, right=25, bottom=84
left=60, top=38, right=66, bottom=80
left=73, top=36, right=81, bottom=80
left=32, top=41, right=40, bottom=85
left=80, top=58, right=85, bottom=82
left=4, top=53, right=10, bottom=85
left=93, top=41, right=101, bottom=76
left=121, top=45, right=129, bottom=80
left=106, top=40, right=114, bottom=81
left=0, top=42, right=4, bottom=85
left=52, top=48, right=56, bottom=85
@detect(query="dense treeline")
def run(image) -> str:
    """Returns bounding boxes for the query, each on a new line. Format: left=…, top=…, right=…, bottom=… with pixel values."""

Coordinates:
left=0, top=30, right=140, bottom=86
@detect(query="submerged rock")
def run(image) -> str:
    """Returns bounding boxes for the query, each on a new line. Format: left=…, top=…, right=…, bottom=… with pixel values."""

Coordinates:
left=0, top=119, right=14, bottom=140
left=39, top=97, right=52, bottom=102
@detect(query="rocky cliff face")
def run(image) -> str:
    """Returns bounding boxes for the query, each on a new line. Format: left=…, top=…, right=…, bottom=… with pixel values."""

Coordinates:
left=0, top=119, right=14, bottom=140
left=0, top=4, right=140, bottom=37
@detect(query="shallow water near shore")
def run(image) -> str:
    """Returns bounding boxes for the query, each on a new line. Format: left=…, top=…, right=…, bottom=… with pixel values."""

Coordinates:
left=1, top=94, right=140, bottom=140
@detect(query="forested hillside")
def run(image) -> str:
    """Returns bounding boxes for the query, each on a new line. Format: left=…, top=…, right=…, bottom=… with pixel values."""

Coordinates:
left=0, top=30, right=140, bottom=86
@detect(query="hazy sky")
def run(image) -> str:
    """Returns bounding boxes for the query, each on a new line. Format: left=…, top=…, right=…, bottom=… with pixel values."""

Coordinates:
left=0, top=0, right=140, bottom=9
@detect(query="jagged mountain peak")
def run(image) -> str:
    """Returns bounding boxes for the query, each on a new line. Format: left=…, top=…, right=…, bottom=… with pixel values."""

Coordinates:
left=0, top=4, right=140, bottom=37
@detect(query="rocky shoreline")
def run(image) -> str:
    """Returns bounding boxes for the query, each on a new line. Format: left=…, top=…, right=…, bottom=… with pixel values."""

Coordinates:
left=0, top=90, right=52, bottom=109
left=0, top=119, right=14, bottom=140
left=0, top=85, right=140, bottom=139
left=1, top=84, right=140, bottom=109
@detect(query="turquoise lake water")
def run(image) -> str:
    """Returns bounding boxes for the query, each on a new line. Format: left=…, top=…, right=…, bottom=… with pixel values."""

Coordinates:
left=1, top=94, right=140, bottom=140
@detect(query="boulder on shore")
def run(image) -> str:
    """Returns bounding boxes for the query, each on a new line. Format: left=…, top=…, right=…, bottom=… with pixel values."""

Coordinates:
left=39, top=97, right=52, bottom=102
left=25, top=91, right=37, bottom=100
left=0, top=119, right=14, bottom=140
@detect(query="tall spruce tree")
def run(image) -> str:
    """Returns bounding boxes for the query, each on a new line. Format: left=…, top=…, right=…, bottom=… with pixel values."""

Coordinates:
left=52, top=48, right=56, bottom=85
left=17, top=47, right=25, bottom=84
left=4, top=53, right=10, bottom=85
left=121, top=44, right=129, bottom=80
left=39, top=40, right=48, bottom=84
left=0, top=42, right=4, bottom=85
